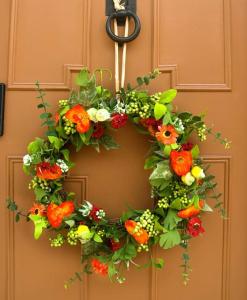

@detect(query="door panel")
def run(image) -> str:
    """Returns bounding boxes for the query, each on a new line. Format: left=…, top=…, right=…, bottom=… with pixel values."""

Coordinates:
left=1, top=0, right=246, bottom=300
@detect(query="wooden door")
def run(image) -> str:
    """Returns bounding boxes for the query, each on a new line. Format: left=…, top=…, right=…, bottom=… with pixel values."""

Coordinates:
left=1, top=0, right=246, bottom=299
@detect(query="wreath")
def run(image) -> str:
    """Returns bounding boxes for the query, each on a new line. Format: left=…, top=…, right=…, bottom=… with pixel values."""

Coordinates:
left=7, top=69, right=230, bottom=287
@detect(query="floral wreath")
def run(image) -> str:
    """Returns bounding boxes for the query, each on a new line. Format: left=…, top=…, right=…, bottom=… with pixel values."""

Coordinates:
left=7, top=69, right=230, bottom=287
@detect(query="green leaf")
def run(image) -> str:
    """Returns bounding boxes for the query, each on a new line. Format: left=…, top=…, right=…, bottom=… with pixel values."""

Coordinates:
left=76, top=69, right=90, bottom=87
left=154, top=103, right=167, bottom=120
left=48, top=136, right=62, bottom=150
left=163, top=145, right=172, bottom=157
left=6, top=198, right=18, bottom=211
left=152, top=258, right=165, bottom=269
left=163, top=112, right=172, bottom=125
left=65, top=220, right=75, bottom=227
left=191, top=145, right=200, bottom=159
left=100, top=135, right=119, bottom=151
left=39, top=112, right=52, bottom=119
left=163, top=209, right=182, bottom=230
left=27, top=138, right=44, bottom=154
left=170, top=198, right=183, bottom=210
left=29, top=215, right=47, bottom=240
left=136, top=77, right=144, bottom=85
left=202, top=202, right=213, bottom=212
left=59, top=106, right=70, bottom=116
left=93, top=233, right=103, bottom=243
left=159, top=89, right=177, bottom=104
left=34, top=188, right=47, bottom=201
left=61, top=149, right=70, bottom=161
left=144, top=155, right=160, bottom=170
left=149, top=161, right=172, bottom=188
left=159, top=230, right=181, bottom=249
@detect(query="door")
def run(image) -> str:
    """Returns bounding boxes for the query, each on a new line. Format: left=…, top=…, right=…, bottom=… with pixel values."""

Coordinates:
left=0, top=0, right=246, bottom=299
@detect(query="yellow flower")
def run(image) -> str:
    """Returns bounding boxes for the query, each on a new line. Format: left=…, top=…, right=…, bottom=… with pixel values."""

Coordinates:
left=181, top=172, right=195, bottom=186
left=191, top=166, right=205, bottom=180
left=77, top=225, right=92, bottom=241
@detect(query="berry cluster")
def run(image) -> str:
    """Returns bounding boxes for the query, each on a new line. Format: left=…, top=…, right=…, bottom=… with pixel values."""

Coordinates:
left=62, top=116, right=76, bottom=135
left=29, top=176, right=51, bottom=192
left=59, top=99, right=69, bottom=107
left=157, top=198, right=170, bottom=209
left=126, top=92, right=151, bottom=118
left=197, top=124, right=207, bottom=141
left=139, top=209, right=159, bottom=237
left=49, top=234, right=65, bottom=247
left=150, top=92, right=162, bottom=102
left=67, top=228, right=79, bottom=246
left=137, top=244, right=149, bottom=253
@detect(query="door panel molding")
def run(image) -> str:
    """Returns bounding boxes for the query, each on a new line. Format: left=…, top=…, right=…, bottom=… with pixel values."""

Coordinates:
left=153, top=0, right=232, bottom=91
left=5, top=156, right=88, bottom=300
left=151, top=156, right=231, bottom=300
left=7, top=0, right=91, bottom=91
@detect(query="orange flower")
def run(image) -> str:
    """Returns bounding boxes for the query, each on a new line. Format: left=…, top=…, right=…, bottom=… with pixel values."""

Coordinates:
left=170, top=150, right=192, bottom=176
left=155, top=125, right=178, bottom=145
left=29, top=203, right=46, bottom=216
left=47, top=201, right=75, bottom=228
left=125, top=220, right=149, bottom=244
left=65, top=104, right=90, bottom=133
left=91, top=258, right=108, bottom=276
left=178, top=200, right=204, bottom=219
left=54, top=112, right=60, bottom=124
left=36, top=162, right=62, bottom=180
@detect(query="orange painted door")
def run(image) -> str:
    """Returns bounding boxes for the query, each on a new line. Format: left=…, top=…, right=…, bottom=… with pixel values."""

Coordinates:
left=0, top=0, right=246, bottom=299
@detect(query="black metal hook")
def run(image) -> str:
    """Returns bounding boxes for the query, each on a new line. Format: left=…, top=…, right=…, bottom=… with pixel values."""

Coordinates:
left=105, top=0, right=141, bottom=44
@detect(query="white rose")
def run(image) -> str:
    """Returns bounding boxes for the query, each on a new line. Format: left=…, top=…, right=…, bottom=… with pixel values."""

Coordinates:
left=95, top=109, right=110, bottom=122
left=87, top=108, right=98, bottom=122
left=181, top=172, right=195, bottom=186
left=23, top=154, right=32, bottom=166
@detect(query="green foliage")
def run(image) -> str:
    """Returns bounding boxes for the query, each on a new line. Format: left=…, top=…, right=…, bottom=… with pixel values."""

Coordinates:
left=154, top=103, right=167, bottom=120
left=149, top=161, right=172, bottom=188
left=159, top=89, right=177, bottom=104
left=164, top=209, right=182, bottom=230
left=29, top=214, right=48, bottom=240
left=159, top=230, right=181, bottom=249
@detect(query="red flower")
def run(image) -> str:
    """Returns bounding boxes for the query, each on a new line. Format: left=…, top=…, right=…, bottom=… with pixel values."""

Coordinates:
left=92, top=123, right=104, bottom=139
left=125, top=220, right=149, bottom=244
left=29, top=203, right=46, bottom=216
left=65, top=104, right=90, bottom=134
left=140, top=118, right=162, bottom=136
left=91, top=258, right=108, bottom=276
left=187, top=217, right=205, bottom=237
left=47, top=201, right=75, bottom=228
left=36, top=162, right=62, bottom=180
left=89, top=205, right=101, bottom=221
left=181, top=142, right=194, bottom=151
left=111, top=113, right=128, bottom=129
left=110, top=239, right=121, bottom=252
left=170, top=150, right=193, bottom=176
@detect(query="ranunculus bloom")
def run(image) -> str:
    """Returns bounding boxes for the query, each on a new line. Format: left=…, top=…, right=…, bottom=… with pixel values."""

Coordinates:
left=111, top=113, right=128, bottom=129
left=36, top=162, right=62, bottom=180
left=177, top=200, right=204, bottom=219
left=187, top=217, right=205, bottom=237
left=91, top=258, right=108, bottom=276
left=47, top=201, right=75, bottom=228
left=155, top=125, right=178, bottom=145
left=29, top=203, right=46, bottom=216
left=65, top=104, right=90, bottom=133
left=181, top=142, right=194, bottom=151
left=125, top=220, right=149, bottom=244
left=92, top=123, right=104, bottom=139
left=170, top=150, right=193, bottom=176
left=89, top=205, right=101, bottom=221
